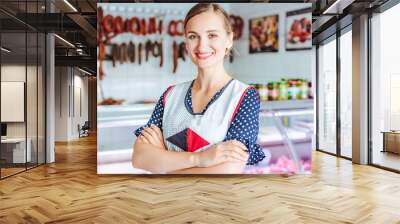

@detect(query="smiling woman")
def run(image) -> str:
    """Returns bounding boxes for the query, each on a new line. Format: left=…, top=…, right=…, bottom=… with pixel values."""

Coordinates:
left=132, top=3, right=266, bottom=174
left=184, top=3, right=233, bottom=67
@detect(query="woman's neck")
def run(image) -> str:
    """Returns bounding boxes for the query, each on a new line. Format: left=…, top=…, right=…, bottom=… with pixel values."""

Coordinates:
left=194, top=64, right=231, bottom=92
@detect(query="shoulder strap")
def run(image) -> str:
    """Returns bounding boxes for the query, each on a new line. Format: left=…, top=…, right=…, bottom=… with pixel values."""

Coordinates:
left=162, top=85, right=175, bottom=108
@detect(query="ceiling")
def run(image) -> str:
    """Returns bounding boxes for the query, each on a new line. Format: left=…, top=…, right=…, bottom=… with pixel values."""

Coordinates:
left=311, top=0, right=390, bottom=44
left=0, top=0, right=394, bottom=74
left=0, top=0, right=97, bottom=74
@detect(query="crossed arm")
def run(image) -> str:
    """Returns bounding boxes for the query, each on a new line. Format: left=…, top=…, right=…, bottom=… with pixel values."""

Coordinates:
left=132, top=124, right=249, bottom=174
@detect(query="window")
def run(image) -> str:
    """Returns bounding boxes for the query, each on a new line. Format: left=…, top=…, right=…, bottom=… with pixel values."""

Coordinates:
left=339, top=28, right=352, bottom=158
left=0, top=0, right=47, bottom=179
left=317, top=36, right=337, bottom=155
left=370, top=2, right=400, bottom=171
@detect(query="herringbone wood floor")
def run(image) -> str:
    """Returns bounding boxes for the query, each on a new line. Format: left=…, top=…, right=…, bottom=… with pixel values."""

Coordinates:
left=1, top=135, right=400, bottom=224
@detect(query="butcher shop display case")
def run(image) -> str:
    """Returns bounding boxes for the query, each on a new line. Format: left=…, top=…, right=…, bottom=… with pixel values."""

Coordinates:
left=244, top=99, right=313, bottom=174
left=97, top=99, right=314, bottom=174
left=97, top=104, right=154, bottom=174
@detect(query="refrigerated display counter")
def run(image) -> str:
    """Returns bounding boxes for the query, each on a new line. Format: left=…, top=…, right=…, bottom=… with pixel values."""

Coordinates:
left=98, top=99, right=314, bottom=174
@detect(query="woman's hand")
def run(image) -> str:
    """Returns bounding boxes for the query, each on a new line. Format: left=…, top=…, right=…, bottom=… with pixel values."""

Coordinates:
left=138, top=124, right=166, bottom=150
left=195, top=140, right=249, bottom=167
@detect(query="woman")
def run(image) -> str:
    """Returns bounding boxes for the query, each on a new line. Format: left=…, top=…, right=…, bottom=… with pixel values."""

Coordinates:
left=132, top=3, right=265, bottom=174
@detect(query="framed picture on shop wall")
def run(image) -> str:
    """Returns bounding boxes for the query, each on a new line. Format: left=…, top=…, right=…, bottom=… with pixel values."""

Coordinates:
left=249, top=14, right=279, bottom=53
left=285, top=7, right=312, bottom=51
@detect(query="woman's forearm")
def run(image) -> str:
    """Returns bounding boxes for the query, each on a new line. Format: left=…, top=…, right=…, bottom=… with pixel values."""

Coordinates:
left=168, top=161, right=247, bottom=174
left=132, top=141, right=199, bottom=174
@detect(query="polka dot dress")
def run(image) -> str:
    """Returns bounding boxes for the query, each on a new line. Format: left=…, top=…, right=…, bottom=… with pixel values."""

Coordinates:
left=134, top=79, right=266, bottom=165
left=224, top=87, right=266, bottom=165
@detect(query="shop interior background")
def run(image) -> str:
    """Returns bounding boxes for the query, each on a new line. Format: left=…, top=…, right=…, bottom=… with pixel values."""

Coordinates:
left=97, top=3, right=314, bottom=174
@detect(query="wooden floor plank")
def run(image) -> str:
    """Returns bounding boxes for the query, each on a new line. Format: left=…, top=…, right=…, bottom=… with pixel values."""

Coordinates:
left=0, top=135, right=399, bottom=223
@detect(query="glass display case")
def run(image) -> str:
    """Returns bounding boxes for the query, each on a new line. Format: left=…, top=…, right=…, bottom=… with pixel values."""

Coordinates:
left=244, top=100, right=313, bottom=174
left=98, top=99, right=314, bottom=174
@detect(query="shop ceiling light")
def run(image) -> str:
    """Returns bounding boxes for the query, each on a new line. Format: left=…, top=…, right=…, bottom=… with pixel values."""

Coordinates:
left=1, top=47, right=11, bottom=53
left=63, top=0, right=78, bottom=12
left=54, top=34, right=75, bottom=48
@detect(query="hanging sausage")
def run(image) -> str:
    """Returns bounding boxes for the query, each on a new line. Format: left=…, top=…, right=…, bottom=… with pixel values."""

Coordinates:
left=168, top=21, right=174, bottom=36
left=168, top=20, right=184, bottom=36
left=138, top=42, right=143, bottom=65
left=148, top=17, right=157, bottom=34
left=99, top=60, right=105, bottom=80
left=159, top=40, right=163, bottom=67
left=152, top=39, right=163, bottom=67
left=158, top=20, right=163, bottom=34
left=175, top=20, right=184, bottom=36
left=114, top=16, right=124, bottom=35
left=102, top=15, right=114, bottom=37
left=230, top=15, right=244, bottom=40
left=171, top=41, right=189, bottom=73
left=145, top=40, right=153, bottom=62
left=128, top=41, right=135, bottom=63
left=98, top=42, right=105, bottom=60
left=111, top=43, right=119, bottom=67
left=100, top=13, right=169, bottom=39
left=140, top=19, right=147, bottom=35
left=127, top=17, right=141, bottom=35
left=172, top=41, right=178, bottom=73
left=98, top=42, right=105, bottom=79
left=178, top=42, right=187, bottom=61
left=122, top=43, right=130, bottom=64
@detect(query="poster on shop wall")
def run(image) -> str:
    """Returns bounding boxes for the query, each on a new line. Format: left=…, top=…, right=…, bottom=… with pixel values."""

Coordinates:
left=249, top=14, right=279, bottom=53
left=97, top=3, right=314, bottom=175
left=285, top=7, right=312, bottom=51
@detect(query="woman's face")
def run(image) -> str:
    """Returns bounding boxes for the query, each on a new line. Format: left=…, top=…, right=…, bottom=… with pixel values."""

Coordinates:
left=185, top=11, right=233, bottom=69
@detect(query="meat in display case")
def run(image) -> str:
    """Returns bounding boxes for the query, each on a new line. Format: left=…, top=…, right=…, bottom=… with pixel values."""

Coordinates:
left=244, top=100, right=313, bottom=174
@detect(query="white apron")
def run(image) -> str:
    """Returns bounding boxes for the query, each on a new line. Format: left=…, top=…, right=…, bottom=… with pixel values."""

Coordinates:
left=162, top=79, right=249, bottom=152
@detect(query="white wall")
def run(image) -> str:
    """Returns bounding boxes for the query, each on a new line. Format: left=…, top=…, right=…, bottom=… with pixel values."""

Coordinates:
left=72, top=74, right=89, bottom=138
left=55, top=67, right=89, bottom=141
left=1, top=64, right=46, bottom=163
left=55, top=67, right=69, bottom=141
left=1, top=65, right=26, bottom=139
left=98, top=3, right=312, bottom=103
left=1, top=65, right=41, bottom=138
left=229, top=3, right=312, bottom=84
